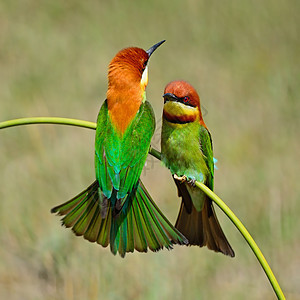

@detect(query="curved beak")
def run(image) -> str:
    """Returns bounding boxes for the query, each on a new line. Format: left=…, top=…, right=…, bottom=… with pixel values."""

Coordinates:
left=146, top=40, right=166, bottom=58
left=163, top=92, right=179, bottom=103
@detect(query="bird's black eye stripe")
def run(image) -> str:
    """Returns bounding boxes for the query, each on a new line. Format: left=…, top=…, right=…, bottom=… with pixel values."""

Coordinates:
left=143, top=60, right=148, bottom=70
left=163, top=93, right=196, bottom=107
left=178, top=96, right=195, bottom=107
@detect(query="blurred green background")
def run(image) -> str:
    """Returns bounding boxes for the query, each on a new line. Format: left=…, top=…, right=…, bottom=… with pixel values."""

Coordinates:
left=0, top=0, right=299, bottom=299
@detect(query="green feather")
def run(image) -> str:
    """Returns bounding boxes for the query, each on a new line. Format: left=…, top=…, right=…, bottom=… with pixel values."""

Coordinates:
left=52, top=100, right=188, bottom=257
left=52, top=179, right=187, bottom=257
left=161, top=113, right=234, bottom=257
left=199, top=125, right=214, bottom=190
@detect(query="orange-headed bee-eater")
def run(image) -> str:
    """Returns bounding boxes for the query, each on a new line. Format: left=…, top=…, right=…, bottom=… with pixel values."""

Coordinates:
left=161, top=80, right=234, bottom=257
left=51, top=42, right=187, bottom=257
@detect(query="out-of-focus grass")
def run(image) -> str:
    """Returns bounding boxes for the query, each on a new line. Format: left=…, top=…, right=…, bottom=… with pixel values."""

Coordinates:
left=1, top=0, right=299, bottom=299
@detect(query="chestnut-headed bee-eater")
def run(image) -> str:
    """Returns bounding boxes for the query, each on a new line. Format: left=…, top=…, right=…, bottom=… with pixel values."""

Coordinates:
left=161, top=80, right=234, bottom=257
left=51, top=42, right=187, bottom=257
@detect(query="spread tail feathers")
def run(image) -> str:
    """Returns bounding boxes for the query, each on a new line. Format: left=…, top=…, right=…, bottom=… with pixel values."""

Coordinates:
left=51, top=180, right=187, bottom=257
left=175, top=195, right=235, bottom=257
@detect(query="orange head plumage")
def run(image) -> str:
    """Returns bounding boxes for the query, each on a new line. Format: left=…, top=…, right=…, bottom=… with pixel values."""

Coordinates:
left=106, top=40, right=165, bottom=134
left=162, top=80, right=207, bottom=128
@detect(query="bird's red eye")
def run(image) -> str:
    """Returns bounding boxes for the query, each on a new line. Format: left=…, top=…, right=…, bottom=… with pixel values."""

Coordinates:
left=183, top=96, right=189, bottom=103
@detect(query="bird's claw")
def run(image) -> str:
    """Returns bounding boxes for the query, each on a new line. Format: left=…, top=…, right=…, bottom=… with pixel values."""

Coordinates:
left=174, top=174, right=196, bottom=187
left=173, top=174, right=187, bottom=183
left=187, top=178, right=196, bottom=187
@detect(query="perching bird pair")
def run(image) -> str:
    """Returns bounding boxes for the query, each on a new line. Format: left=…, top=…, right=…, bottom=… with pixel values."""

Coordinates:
left=51, top=40, right=235, bottom=258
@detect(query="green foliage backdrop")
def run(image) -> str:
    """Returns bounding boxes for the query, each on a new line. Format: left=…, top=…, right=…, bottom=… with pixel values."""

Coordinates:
left=0, top=1, right=299, bottom=299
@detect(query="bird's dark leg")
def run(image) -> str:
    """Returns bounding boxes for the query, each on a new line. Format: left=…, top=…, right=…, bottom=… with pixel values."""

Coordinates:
left=187, top=178, right=196, bottom=187
left=173, top=174, right=196, bottom=187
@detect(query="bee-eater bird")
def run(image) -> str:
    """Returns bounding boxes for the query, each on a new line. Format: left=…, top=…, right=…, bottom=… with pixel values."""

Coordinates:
left=161, top=80, right=234, bottom=257
left=51, top=41, right=187, bottom=257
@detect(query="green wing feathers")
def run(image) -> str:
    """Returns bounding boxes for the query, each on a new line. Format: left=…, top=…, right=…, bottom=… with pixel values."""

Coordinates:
left=199, top=125, right=214, bottom=190
left=95, top=101, right=156, bottom=200
left=51, top=180, right=187, bottom=257
left=52, top=101, right=187, bottom=257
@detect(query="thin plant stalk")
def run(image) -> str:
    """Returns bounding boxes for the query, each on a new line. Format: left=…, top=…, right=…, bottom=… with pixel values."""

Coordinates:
left=194, top=181, right=285, bottom=300
left=0, top=117, right=96, bottom=130
left=0, top=116, right=285, bottom=299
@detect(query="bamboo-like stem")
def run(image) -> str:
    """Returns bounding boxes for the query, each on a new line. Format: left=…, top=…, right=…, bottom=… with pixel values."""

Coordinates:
left=0, top=116, right=285, bottom=299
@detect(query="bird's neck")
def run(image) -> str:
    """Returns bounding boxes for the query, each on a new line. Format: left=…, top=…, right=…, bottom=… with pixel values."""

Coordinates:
left=163, top=101, right=205, bottom=125
left=107, top=85, right=144, bottom=134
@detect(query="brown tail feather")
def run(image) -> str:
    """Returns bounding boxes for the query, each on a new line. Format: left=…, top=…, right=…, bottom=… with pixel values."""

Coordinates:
left=175, top=196, right=235, bottom=257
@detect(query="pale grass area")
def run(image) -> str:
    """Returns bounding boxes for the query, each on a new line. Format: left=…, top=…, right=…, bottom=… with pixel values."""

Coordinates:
left=0, top=1, right=299, bottom=299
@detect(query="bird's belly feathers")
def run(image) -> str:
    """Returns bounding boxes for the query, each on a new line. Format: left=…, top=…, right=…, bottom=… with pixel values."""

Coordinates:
left=161, top=120, right=208, bottom=183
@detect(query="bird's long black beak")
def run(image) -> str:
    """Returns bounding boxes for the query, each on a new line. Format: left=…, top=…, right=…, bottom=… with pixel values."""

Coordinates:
left=163, top=93, right=179, bottom=103
left=146, top=40, right=166, bottom=57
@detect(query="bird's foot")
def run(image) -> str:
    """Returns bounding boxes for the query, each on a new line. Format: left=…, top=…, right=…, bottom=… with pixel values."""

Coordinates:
left=173, top=174, right=187, bottom=183
left=187, top=178, right=196, bottom=187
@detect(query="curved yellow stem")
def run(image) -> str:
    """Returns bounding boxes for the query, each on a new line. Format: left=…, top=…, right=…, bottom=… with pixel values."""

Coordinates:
left=0, top=116, right=285, bottom=299
left=0, top=117, right=96, bottom=130
left=194, top=181, right=285, bottom=300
